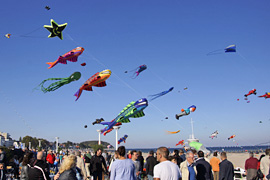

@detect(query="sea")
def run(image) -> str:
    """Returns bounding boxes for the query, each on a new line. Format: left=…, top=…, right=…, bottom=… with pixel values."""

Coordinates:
left=124, top=145, right=270, bottom=153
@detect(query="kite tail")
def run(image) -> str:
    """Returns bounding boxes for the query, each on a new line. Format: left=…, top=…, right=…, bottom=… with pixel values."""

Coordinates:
left=74, top=89, right=83, bottom=101
left=37, top=77, right=68, bottom=93
left=206, top=49, right=223, bottom=56
left=46, top=60, right=58, bottom=69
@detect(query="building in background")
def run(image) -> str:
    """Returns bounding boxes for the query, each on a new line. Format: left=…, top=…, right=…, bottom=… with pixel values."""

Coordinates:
left=0, top=132, right=14, bottom=147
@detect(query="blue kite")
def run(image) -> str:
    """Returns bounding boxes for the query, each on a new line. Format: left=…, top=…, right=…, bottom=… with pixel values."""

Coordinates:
left=148, top=87, right=174, bottom=101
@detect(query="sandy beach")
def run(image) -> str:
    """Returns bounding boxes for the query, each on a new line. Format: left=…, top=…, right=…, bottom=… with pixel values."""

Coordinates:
left=141, top=152, right=263, bottom=169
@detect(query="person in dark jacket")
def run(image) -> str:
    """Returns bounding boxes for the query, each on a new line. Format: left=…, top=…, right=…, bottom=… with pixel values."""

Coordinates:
left=57, top=154, right=77, bottom=180
left=137, top=151, right=144, bottom=172
left=195, top=151, right=213, bottom=180
left=173, top=149, right=183, bottom=167
left=90, top=148, right=108, bottom=180
left=0, top=163, right=6, bottom=180
left=145, top=150, right=157, bottom=180
left=179, top=149, right=186, bottom=162
left=0, top=148, right=6, bottom=168
left=28, top=152, right=50, bottom=180
left=219, top=152, right=234, bottom=180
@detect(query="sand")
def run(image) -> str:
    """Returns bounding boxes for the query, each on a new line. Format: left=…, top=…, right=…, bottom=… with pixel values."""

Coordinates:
left=141, top=152, right=263, bottom=169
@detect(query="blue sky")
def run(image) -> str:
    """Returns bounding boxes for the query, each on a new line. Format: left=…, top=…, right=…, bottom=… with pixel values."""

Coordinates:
left=0, top=0, right=270, bottom=148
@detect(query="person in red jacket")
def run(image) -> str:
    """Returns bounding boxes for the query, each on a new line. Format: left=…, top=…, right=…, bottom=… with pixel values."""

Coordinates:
left=245, top=152, right=258, bottom=180
left=46, top=150, right=56, bottom=169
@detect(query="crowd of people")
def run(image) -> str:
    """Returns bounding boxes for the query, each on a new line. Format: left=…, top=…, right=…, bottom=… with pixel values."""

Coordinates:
left=0, top=146, right=269, bottom=180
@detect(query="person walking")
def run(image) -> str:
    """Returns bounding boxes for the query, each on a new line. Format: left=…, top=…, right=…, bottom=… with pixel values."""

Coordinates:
left=180, top=151, right=197, bottom=180
left=84, top=151, right=92, bottom=179
left=110, top=146, right=136, bottom=180
left=210, top=152, right=220, bottom=180
left=219, top=152, right=234, bottom=180
left=245, top=152, right=258, bottom=180
left=90, top=148, right=108, bottom=180
left=153, top=147, right=181, bottom=180
left=195, top=151, right=213, bottom=180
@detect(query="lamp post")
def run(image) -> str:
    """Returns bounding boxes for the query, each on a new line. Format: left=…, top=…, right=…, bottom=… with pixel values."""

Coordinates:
left=55, top=137, right=59, bottom=152
left=97, top=130, right=101, bottom=145
left=29, top=142, right=31, bottom=150
left=113, top=126, right=120, bottom=150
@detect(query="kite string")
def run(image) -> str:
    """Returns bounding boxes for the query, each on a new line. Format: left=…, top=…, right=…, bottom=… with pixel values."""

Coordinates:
left=237, top=51, right=259, bottom=72
left=180, top=92, right=261, bottom=150
left=66, top=33, right=175, bottom=120
left=147, top=68, right=171, bottom=86
left=0, top=88, right=38, bottom=138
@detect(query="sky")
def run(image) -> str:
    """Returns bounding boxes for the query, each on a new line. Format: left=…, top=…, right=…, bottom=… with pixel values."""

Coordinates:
left=0, top=0, right=270, bottom=148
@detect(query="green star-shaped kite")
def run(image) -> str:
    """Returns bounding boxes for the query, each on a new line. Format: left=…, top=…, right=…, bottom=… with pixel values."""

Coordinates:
left=44, top=19, right=67, bottom=40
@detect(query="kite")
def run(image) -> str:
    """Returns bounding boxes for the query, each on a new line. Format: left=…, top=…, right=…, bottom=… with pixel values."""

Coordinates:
left=228, top=135, right=236, bottom=140
left=207, top=44, right=236, bottom=55
left=165, top=117, right=168, bottom=119
left=84, top=125, right=87, bottom=128
left=189, top=141, right=210, bottom=155
left=45, top=6, right=50, bottom=10
left=92, top=118, right=105, bottom=125
left=184, top=87, right=188, bottom=90
left=44, top=19, right=67, bottom=40
left=96, top=98, right=148, bottom=135
left=5, top=34, right=11, bottom=38
left=126, top=65, right=147, bottom=78
left=259, top=121, right=262, bottom=123
left=247, top=101, right=250, bottom=103
left=225, top=45, right=236, bottom=53
left=118, top=135, right=128, bottom=144
left=46, top=47, right=84, bottom=69
left=209, top=130, right=218, bottom=139
left=134, top=64, right=147, bottom=77
left=258, top=92, right=270, bottom=99
left=244, top=89, right=256, bottom=97
left=36, top=72, right=81, bottom=93
left=189, top=142, right=202, bottom=150
left=74, top=69, right=111, bottom=101
left=166, top=130, right=180, bottom=134
left=176, top=140, right=185, bottom=146
left=175, top=105, right=196, bottom=120
left=81, top=63, right=86, bottom=66
left=148, top=87, right=174, bottom=101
